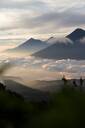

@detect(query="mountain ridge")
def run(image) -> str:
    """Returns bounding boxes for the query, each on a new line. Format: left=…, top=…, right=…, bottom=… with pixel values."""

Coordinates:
left=66, top=28, right=85, bottom=41
left=6, top=38, right=49, bottom=54
left=5, top=28, right=85, bottom=59
left=32, top=28, right=85, bottom=59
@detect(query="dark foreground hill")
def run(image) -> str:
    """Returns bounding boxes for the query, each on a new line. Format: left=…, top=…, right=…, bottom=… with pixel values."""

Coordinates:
left=0, top=83, right=85, bottom=128
left=4, top=79, right=49, bottom=102
left=29, top=86, right=85, bottom=128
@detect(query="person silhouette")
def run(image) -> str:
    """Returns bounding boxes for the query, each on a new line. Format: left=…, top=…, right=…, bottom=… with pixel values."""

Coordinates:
left=80, top=77, right=83, bottom=91
left=73, top=80, right=77, bottom=87
left=62, top=75, right=67, bottom=85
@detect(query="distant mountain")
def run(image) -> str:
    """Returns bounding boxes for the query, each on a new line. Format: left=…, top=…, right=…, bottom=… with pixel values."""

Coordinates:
left=32, top=28, right=85, bottom=60
left=66, top=28, right=85, bottom=41
left=27, top=80, right=63, bottom=92
left=4, top=79, right=49, bottom=102
left=46, top=28, right=85, bottom=44
left=6, top=38, right=49, bottom=54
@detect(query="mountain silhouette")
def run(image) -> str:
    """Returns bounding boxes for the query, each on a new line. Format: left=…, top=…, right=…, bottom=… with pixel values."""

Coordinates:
left=67, top=28, right=85, bottom=41
left=32, top=28, right=85, bottom=60
left=6, top=38, right=49, bottom=54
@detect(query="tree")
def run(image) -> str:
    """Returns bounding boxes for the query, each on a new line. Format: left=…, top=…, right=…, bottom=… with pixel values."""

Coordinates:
left=0, top=63, right=11, bottom=89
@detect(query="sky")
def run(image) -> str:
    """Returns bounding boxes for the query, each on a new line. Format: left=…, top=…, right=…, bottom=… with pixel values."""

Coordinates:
left=0, top=0, right=85, bottom=49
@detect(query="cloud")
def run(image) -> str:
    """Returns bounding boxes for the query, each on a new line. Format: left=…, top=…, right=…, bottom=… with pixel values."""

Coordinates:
left=0, top=6, right=85, bottom=37
left=47, top=37, right=73, bottom=44
left=42, top=59, right=85, bottom=74
left=0, top=0, right=85, bottom=39
left=0, top=54, right=85, bottom=80
left=80, top=37, right=85, bottom=44
left=0, top=0, right=49, bottom=13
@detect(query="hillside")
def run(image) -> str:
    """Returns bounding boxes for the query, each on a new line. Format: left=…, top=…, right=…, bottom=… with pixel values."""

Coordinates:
left=0, top=84, right=85, bottom=128
left=29, top=85, right=85, bottom=128
left=4, top=79, right=49, bottom=102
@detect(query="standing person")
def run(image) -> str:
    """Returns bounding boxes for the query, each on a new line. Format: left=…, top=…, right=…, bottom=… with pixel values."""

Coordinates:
left=80, top=77, right=84, bottom=91
left=73, top=80, right=77, bottom=87
left=62, top=75, right=67, bottom=86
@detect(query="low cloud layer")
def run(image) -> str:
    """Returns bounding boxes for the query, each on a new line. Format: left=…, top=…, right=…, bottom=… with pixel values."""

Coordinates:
left=0, top=54, right=85, bottom=80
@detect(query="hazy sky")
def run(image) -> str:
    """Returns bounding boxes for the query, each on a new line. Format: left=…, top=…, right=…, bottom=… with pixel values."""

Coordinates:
left=0, top=0, right=85, bottom=46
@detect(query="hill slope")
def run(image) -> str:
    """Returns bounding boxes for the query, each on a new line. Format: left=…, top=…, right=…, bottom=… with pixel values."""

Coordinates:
left=29, top=86, right=85, bottom=128
left=0, top=82, right=85, bottom=127
left=4, top=79, right=49, bottom=102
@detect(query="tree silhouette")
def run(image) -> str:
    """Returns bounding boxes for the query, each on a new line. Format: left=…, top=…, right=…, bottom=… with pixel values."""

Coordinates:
left=0, top=63, right=11, bottom=90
